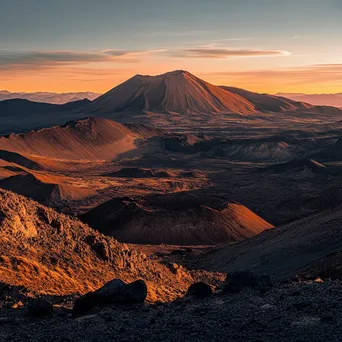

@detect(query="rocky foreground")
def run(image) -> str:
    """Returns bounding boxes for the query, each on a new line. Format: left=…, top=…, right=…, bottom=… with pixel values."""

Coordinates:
left=1, top=277, right=342, bottom=342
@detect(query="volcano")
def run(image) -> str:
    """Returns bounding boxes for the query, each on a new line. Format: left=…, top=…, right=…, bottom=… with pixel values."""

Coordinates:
left=86, top=70, right=336, bottom=117
left=88, top=70, right=256, bottom=115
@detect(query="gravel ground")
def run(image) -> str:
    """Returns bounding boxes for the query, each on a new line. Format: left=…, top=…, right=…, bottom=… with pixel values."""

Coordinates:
left=1, top=280, right=342, bottom=342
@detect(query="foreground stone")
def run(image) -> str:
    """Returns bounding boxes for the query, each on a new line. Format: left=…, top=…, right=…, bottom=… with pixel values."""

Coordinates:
left=223, top=270, right=272, bottom=293
left=187, top=282, right=213, bottom=299
left=73, top=279, right=147, bottom=315
left=28, top=299, right=54, bottom=317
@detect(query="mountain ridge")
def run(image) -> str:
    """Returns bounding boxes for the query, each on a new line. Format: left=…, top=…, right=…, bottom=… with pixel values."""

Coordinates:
left=277, top=92, right=342, bottom=108
left=0, top=90, right=100, bottom=104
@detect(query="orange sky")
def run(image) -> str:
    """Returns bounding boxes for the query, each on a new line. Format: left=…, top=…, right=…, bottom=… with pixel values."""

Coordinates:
left=2, top=1, right=342, bottom=95
left=2, top=57, right=342, bottom=95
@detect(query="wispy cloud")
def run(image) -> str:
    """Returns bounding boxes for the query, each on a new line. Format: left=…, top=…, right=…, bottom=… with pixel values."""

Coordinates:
left=142, top=30, right=213, bottom=38
left=0, top=49, right=161, bottom=70
left=211, top=37, right=253, bottom=43
left=292, top=34, right=322, bottom=40
left=167, top=47, right=291, bottom=59
left=0, top=46, right=291, bottom=73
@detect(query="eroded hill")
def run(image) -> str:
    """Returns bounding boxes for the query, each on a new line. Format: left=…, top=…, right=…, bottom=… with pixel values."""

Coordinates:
left=0, top=117, right=139, bottom=160
left=80, top=192, right=273, bottom=245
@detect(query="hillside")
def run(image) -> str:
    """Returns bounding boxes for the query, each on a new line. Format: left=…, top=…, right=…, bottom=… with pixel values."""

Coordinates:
left=0, top=173, right=93, bottom=204
left=161, top=134, right=305, bottom=162
left=312, top=138, right=342, bottom=162
left=0, top=98, right=90, bottom=117
left=0, top=98, right=92, bottom=135
left=80, top=192, right=273, bottom=245
left=223, top=86, right=313, bottom=112
left=258, top=158, right=331, bottom=177
left=199, top=205, right=342, bottom=280
left=0, top=117, right=139, bottom=160
left=0, top=189, right=212, bottom=301
left=0, top=149, right=41, bottom=170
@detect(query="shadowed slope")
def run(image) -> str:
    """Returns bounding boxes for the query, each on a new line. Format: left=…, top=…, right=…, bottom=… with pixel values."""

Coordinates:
left=0, top=173, right=93, bottom=203
left=223, top=87, right=342, bottom=116
left=258, top=158, right=331, bottom=177
left=0, top=150, right=41, bottom=170
left=222, top=86, right=312, bottom=112
left=80, top=193, right=273, bottom=245
left=0, top=98, right=90, bottom=117
left=0, top=98, right=92, bottom=135
left=312, top=138, right=342, bottom=162
left=0, top=174, right=58, bottom=202
left=199, top=206, right=342, bottom=279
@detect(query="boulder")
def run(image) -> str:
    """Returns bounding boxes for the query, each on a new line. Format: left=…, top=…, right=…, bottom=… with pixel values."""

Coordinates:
left=73, top=279, right=147, bottom=315
left=187, top=282, right=213, bottom=299
left=92, top=242, right=109, bottom=261
left=223, top=270, right=272, bottom=293
left=28, top=299, right=54, bottom=317
left=84, top=235, right=109, bottom=261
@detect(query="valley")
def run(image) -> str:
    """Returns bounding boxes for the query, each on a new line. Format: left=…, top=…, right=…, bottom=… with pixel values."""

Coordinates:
left=2, top=71, right=342, bottom=341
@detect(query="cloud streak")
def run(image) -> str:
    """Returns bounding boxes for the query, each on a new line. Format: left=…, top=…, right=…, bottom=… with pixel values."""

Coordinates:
left=0, top=49, right=160, bottom=70
left=167, top=47, right=291, bottom=59
left=0, top=46, right=291, bottom=72
left=142, top=30, right=214, bottom=38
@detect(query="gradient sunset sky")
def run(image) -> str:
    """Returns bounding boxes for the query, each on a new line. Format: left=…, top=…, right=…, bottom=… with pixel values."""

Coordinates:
left=1, top=0, right=342, bottom=94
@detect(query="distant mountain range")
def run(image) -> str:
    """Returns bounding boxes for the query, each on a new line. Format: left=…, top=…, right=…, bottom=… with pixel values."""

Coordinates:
left=0, top=90, right=101, bottom=104
left=1, top=70, right=342, bottom=135
left=276, top=92, right=342, bottom=108
left=2, top=80, right=341, bottom=109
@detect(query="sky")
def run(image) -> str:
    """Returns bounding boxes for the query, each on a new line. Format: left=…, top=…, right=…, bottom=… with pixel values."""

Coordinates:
left=1, top=0, right=342, bottom=94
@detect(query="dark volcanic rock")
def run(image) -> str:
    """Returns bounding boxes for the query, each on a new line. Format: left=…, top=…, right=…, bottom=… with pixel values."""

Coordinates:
left=223, top=270, right=272, bottom=293
left=187, top=282, right=213, bottom=299
left=92, top=242, right=109, bottom=261
left=2, top=281, right=342, bottom=342
left=73, top=279, right=147, bottom=315
left=84, top=235, right=109, bottom=261
left=28, top=299, right=54, bottom=317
